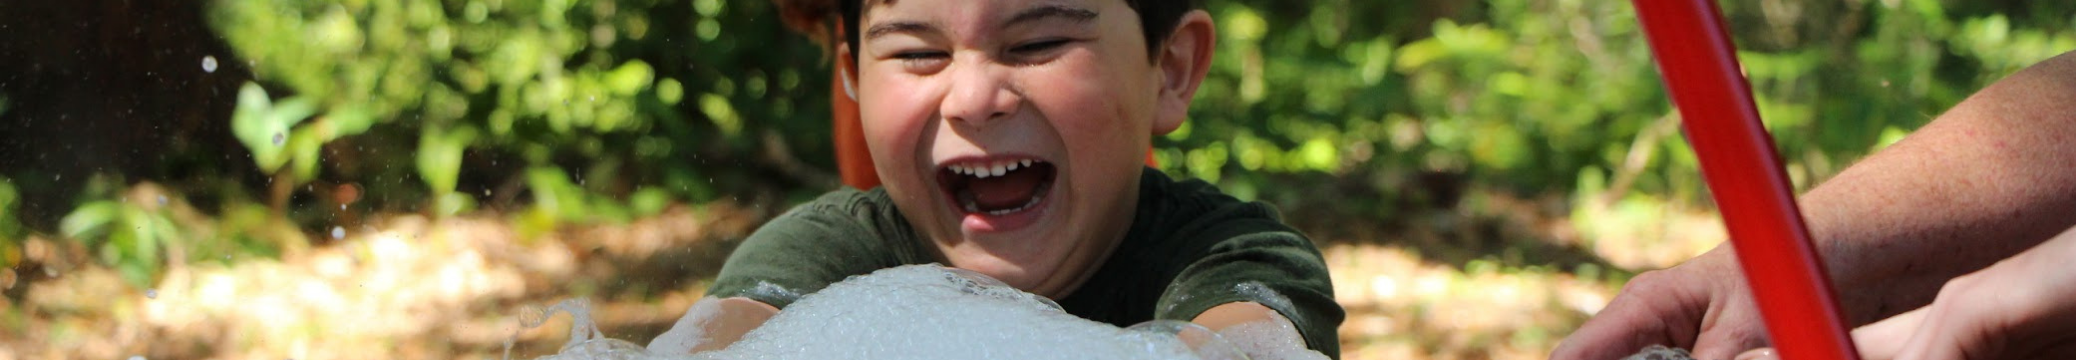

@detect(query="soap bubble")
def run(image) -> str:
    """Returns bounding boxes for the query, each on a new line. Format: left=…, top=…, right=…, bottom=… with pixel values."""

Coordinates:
left=1622, top=345, right=1694, bottom=360
left=1124, top=320, right=1247, bottom=360
left=518, top=265, right=1231, bottom=360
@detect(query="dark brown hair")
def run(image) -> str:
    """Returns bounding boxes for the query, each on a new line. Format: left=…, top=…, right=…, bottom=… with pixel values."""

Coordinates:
left=774, top=0, right=1197, bottom=64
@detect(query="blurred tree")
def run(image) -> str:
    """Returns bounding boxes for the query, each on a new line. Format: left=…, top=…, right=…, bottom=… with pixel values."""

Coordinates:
left=207, top=0, right=840, bottom=226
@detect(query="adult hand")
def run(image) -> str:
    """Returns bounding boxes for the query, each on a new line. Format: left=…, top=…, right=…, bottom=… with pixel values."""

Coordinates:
left=1739, top=228, right=2076, bottom=360
left=1551, top=243, right=1772, bottom=360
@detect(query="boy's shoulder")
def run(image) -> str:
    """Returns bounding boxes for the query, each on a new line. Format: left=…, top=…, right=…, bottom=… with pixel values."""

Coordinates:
left=1130, top=168, right=1300, bottom=244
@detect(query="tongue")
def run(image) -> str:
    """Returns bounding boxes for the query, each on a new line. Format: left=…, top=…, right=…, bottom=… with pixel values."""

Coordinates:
left=966, top=166, right=1047, bottom=211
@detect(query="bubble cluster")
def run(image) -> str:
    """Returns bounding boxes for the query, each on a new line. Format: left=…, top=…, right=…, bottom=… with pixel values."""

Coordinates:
left=519, top=265, right=1246, bottom=360
left=1622, top=345, right=1695, bottom=360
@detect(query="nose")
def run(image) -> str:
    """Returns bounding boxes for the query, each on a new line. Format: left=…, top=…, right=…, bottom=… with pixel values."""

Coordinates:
left=939, top=62, right=1021, bottom=128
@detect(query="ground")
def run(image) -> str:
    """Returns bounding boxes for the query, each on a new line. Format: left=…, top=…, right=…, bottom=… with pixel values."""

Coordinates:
left=0, top=186, right=1723, bottom=360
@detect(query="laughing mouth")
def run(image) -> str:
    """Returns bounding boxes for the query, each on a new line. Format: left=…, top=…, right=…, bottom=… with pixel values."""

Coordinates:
left=938, top=158, right=1056, bottom=216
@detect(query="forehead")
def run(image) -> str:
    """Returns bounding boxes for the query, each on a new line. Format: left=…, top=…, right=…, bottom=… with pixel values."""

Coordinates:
left=860, top=0, right=1115, bottom=27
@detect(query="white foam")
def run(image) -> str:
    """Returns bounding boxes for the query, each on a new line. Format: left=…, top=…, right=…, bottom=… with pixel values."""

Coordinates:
left=516, top=265, right=1250, bottom=360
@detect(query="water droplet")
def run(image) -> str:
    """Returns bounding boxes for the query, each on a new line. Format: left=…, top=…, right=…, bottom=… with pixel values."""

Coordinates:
left=331, top=226, right=345, bottom=240
left=201, top=55, right=218, bottom=73
left=54, top=174, right=61, bottom=181
left=272, top=132, right=285, bottom=146
left=157, top=195, right=168, bottom=206
left=145, top=289, right=157, bottom=299
left=340, top=204, right=346, bottom=210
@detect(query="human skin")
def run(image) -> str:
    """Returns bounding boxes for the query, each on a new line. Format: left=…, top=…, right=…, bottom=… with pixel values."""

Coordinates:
left=652, top=0, right=1313, bottom=356
left=850, top=0, right=1178, bottom=299
left=1734, top=226, right=2076, bottom=360
left=1551, top=51, right=2076, bottom=360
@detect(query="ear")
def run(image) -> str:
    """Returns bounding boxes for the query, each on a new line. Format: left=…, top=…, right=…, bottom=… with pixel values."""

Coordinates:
left=837, top=42, right=860, bottom=101
left=1152, top=10, right=1216, bottom=135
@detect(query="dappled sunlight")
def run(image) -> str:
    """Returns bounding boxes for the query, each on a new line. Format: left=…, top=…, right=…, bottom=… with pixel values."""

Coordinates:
left=3, top=0, right=2070, bottom=358
left=1325, top=243, right=1616, bottom=360
left=2, top=202, right=763, bottom=359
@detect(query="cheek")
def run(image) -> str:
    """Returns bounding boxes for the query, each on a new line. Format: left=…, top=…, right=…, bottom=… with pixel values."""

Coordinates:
left=858, top=76, right=936, bottom=167
left=1029, top=57, right=1154, bottom=166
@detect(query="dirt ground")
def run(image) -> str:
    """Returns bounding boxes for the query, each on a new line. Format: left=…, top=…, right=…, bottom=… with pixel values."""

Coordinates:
left=0, top=189, right=1723, bottom=360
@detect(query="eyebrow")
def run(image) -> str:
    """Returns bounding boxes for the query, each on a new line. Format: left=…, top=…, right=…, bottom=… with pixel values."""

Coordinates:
left=862, top=4, right=1100, bottom=41
left=1005, top=4, right=1100, bottom=26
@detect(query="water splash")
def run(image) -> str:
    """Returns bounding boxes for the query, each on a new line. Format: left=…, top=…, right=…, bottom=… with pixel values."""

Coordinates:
left=505, top=298, right=652, bottom=360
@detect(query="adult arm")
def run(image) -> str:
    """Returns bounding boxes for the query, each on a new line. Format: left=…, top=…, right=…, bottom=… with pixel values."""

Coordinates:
left=1553, top=51, right=2076, bottom=360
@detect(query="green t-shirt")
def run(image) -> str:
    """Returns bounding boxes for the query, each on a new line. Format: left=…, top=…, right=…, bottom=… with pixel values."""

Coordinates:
left=708, top=168, right=1344, bottom=357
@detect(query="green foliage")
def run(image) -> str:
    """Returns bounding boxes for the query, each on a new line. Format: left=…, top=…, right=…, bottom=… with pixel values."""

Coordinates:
left=54, top=178, right=293, bottom=288
left=0, top=177, right=23, bottom=269
left=231, top=83, right=319, bottom=174
left=231, top=82, right=379, bottom=183
left=210, top=0, right=831, bottom=218
left=56, top=178, right=186, bottom=288
left=418, top=125, right=479, bottom=217
left=202, top=0, right=2072, bottom=230
left=1159, top=0, right=2074, bottom=217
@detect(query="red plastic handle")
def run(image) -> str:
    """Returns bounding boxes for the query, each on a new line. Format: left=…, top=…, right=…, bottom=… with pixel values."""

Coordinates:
left=1629, top=1, right=1861, bottom=359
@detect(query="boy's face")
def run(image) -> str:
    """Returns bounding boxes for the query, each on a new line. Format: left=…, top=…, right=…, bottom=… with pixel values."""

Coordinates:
left=851, top=0, right=1167, bottom=296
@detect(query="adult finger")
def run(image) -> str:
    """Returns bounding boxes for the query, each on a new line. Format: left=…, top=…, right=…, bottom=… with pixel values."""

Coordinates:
left=1551, top=270, right=1710, bottom=360
left=1686, top=294, right=1769, bottom=360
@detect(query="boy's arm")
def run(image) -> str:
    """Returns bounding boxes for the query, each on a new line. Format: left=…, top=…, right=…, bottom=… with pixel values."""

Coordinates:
left=1554, top=50, right=2076, bottom=360
left=647, top=296, right=781, bottom=355
left=1194, top=302, right=1326, bottom=360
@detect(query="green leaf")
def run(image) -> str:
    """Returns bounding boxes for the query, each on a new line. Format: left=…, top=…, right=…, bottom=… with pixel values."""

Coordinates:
left=417, top=126, right=479, bottom=196
left=60, top=201, right=122, bottom=241
left=606, top=60, right=655, bottom=95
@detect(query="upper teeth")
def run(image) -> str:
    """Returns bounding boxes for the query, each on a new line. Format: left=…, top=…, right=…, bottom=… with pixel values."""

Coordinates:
left=951, top=159, right=1035, bottom=179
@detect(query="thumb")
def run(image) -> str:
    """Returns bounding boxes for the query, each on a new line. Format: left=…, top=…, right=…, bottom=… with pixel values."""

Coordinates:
left=1728, top=307, right=1928, bottom=360
left=1688, top=321, right=1769, bottom=360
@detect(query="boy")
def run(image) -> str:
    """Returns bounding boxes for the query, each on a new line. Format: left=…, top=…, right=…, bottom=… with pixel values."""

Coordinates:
left=648, top=0, right=1343, bottom=358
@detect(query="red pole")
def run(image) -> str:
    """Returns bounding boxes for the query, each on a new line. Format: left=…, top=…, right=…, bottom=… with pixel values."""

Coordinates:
left=1629, top=1, right=1860, bottom=359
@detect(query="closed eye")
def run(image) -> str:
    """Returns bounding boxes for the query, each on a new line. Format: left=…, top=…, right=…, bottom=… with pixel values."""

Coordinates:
left=893, top=51, right=950, bottom=72
left=1010, top=39, right=1071, bottom=55
left=895, top=51, right=949, bottom=61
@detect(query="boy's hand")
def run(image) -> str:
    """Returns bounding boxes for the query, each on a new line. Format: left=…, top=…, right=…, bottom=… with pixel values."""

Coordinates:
left=646, top=296, right=779, bottom=355
left=1738, top=227, right=2076, bottom=360
left=1192, top=302, right=1328, bottom=360
left=1550, top=244, right=1771, bottom=360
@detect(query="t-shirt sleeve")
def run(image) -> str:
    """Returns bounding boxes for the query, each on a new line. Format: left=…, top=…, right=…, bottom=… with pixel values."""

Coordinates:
left=705, top=192, right=900, bottom=309
left=1154, top=211, right=1344, bottom=358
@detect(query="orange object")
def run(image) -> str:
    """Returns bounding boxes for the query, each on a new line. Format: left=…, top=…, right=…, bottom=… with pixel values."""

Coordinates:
left=833, top=19, right=881, bottom=190
left=1633, top=0, right=1859, bottom=358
